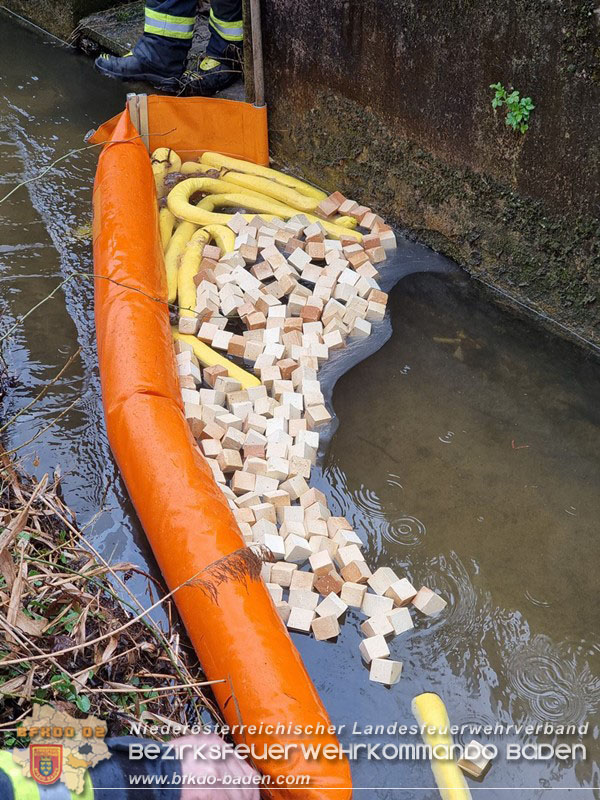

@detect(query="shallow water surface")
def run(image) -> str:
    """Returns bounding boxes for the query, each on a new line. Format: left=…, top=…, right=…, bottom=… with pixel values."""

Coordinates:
left=0, top=13, right=598, bottom=798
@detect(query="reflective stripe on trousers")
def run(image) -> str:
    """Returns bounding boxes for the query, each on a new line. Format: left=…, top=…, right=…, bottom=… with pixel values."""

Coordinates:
left=209, top=8, right=243, bottom=41
left=144, top=6, right=195, bottom=39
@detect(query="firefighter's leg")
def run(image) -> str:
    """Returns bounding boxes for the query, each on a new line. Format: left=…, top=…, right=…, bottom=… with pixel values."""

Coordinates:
left=95, top=0, right=196, bottom=90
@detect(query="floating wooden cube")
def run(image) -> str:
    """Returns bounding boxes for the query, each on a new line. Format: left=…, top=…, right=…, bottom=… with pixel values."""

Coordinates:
left=334, top=544, right=365, bottom=570
left=369, top=658, right=402, bottom=685
left=217, top=449, right=243, bottom=473
left=275, top=601, right=291, bottom=624
left=361, top=614, right=394, bottom=638
left=285, top=534, right=313, bottom=564
left=332, top=529, right=363, bottom=548
left=359, top=634, right=390, bottom=664
left=314, top=569, right=344, bottom=596
left=288, top=589, right=320, bottom=611
left=457, top=741, right=492, bottom=779
left=311, top=614, right=340, bottom=641
left=387, top=607, right=414, bottom=636
left=368, top=567, right=400, bottom=596
left=287, top=606, right=315, bottom=633
left=260, top=562, right=272, bottom=582
left=279, top=475, right=309, bottom=501
left=262, top=533, right=286, bottom=561
left=412, top=586, right=447, bottom=616
left=309, top=550, right=334, bottom=576
left=271, top=561, right=297, bottom=587
left=231, top=470, right=256, bottom=496
left=251, top=518, right=278, bottom=542
left=385, top=578, right=417, bottom=607
left=326, top=516, right=352, bottom=537
left=340, top=581, right=367, bottom=608
left=306, top=405, right=332, bottom=429
left=316, top=591, right=347, bottom=619
left=290, top=570, right=315, bottom=590
left=362, top=593, right=394, bottom=617
left=222, top=427, right=245, bottom=450
left=266, top=582, right=283, bottom=603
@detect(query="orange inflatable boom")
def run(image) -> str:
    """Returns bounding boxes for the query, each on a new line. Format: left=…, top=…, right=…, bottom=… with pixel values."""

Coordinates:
left=91, top=97, right=351, bottom=798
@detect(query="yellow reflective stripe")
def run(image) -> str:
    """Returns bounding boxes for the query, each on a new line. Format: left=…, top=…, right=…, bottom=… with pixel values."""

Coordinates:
left=209, top=9, right=243, bottom=40
left=144, top=23, right=194, bottom=39
left=0, top=751, right=41, bottom=800
left=145, top=7, right=195, bottom=25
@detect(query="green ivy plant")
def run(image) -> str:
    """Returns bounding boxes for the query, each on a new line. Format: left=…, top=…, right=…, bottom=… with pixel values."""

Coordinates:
left=490, top=83, right=535, bottom=134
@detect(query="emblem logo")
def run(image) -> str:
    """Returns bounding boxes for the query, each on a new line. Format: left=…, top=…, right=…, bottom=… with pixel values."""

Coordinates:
left=30, top=744, right=63, bottom=785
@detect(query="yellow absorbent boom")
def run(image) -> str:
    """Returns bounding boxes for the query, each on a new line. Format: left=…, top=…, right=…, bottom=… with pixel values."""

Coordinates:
left=411, top=693, right=472, bottom=800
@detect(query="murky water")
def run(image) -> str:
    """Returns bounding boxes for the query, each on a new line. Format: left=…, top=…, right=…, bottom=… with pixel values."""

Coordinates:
left=1, top=13, right=598, bottom=798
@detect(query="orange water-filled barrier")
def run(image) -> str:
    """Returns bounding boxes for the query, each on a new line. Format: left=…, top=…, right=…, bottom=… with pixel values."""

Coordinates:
left=91, top=97, right=351, bottom=798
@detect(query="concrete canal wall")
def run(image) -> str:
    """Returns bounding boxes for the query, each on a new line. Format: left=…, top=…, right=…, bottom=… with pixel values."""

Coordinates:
left=257, top=0, right=600, bottom=345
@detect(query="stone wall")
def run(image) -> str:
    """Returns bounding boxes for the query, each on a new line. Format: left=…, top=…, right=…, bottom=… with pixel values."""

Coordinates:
left=259, top=0, right=600, bottom=345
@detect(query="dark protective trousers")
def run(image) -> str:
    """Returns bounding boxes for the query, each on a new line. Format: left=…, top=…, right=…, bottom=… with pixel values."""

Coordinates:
left=134, top=0, right=243, bottom=77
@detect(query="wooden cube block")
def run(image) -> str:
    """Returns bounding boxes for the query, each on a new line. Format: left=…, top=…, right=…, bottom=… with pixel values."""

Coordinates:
left=288, top=589, right=319, bottom=611
left=231, top=470, right=256, bottom=496
left=369, top=658, right=402, bottom=685
left=326, top=516, right=352, bottom=537
left=285, top=534, right=313, bottom=564
left=412, top=586, right=447, bottom=616
left=316, top=198, right=339, bottom=218
left=378, top=229, right=397, bottom=250
left=279, top=475, right=309, bottom=501
left=221, top=427, right=245, bottom=451
left=251, top=502, right=276, bottom=524
left=260, top=562, right=272, bottom=582
left=368, top=567, right=400, bottom=596
left=271, top=561, right=297, bottom=587
left=316, top=592, right=347, bottom=619
left=362, top=593, right=394, bottom=617
left=287, top=606, right=315, bottom=633
left=246, top=311, right=267, bottom=330
left=334, top=543, right=365, bottom=570
left=266, top=582, right=283, bottom=603
left=290, top=570, right=315, bottom=590
left=340, top=581, right=367, bottom=608
left=306, top=242, right=326, bottom=261
left=217, top=449, right=243, bottom=473
left=359, top=634, right=390, bottom=664
left=262, top=533, right=286, bottom=560
left=311, top=614, right=340, bottom=641
left=314, top=569, right=344, bottom=596
left=178, top=316, right=199, bottom=335
left=332, top=529, right=363, bottom=549
left=387, top=607, right=414, bottom=636
left=385, top=578, right=417, bottom=607
left=457, top=741, right=492, bottom=779
left=339, top=199, right=359, bottom=215
left=306, top=405, right=332, bottom=429
left=275, top=601, right=291, bottom=624
left=309, top=550, right=334, bottom=576
left=239, top=243, right=259, bottom=264
left=361, top=613, right=394, bottom=638
left=201, top=439, right=222, bottom=458
left=251, top=518, right=278, bottom=542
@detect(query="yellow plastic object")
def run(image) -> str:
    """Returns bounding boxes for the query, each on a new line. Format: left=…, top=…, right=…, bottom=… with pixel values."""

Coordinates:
left=172, top=329, right=261, bottom=388
left=411, top=693, right=472, bottom=800
left=225, top=171, right=318, bottom=212
left=201, top=151, right=327, bottom=201
left=178, top=229, right=209, bottom=317
left=164, top=220, right=197, bottom=304
left=159, top=207, right=176, bottom=250
left=200, top=223, right=236, bottom=254
left=151, top=147, right=182, bottom=198
left=167, top=176, right=267, bottom=221
left=181, top=161, right=220, bottom=175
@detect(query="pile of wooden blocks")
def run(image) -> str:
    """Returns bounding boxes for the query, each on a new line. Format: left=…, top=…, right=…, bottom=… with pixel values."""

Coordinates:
left=174, top=193, right=447, bottom=687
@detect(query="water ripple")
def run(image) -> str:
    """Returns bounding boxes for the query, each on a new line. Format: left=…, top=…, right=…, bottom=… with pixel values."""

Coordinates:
left=382, top=515, right=426, bottom=547
left=506, top=634, right=600, bottom=725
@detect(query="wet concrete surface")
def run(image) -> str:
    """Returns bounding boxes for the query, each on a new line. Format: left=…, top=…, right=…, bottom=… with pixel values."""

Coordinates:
left=0, top=15, right=599, bottom=797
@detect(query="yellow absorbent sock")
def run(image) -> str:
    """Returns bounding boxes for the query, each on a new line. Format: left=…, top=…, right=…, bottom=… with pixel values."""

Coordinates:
left=173, top=330, right=260, bottom=388
left=411, top=693, right=472, bottom=800
left=200, top=151, right=327, bottom=201
left=164, top=220, right=197, bottom=304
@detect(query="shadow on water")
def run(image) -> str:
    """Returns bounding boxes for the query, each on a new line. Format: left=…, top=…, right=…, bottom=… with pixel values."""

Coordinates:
left=1, top=12, right=599, bottom=798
